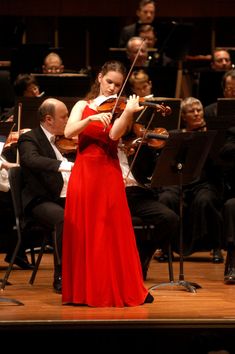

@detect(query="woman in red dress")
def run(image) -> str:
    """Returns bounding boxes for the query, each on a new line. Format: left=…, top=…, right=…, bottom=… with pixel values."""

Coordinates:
left=62, top=60, right=154, bottom=307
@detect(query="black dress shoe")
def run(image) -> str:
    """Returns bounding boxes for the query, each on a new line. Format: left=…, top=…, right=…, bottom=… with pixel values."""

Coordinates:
left=53, top=275, right=62, bottom=294
left=212, top=249, right=224, bottom=264
left=154, top=250, right=174, bottom=263
left=144, top=292, right=154, bottom=304
left=224, top=250, right=235, bottom=284
left=4, top=255, right=34, bottom=270
left=224, top=267, right=235, bottom=284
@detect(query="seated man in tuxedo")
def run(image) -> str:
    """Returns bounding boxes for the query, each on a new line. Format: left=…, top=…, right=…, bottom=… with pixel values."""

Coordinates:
left=18, top=98, right=74, bottom=293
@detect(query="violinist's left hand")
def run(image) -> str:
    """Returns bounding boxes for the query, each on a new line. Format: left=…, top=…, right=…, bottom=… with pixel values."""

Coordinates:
left=125, top=95, right=144, bottom=114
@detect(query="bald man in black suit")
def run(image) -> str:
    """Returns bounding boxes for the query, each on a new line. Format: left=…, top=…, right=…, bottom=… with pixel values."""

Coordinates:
left=18, top=98, right=74, bottom=293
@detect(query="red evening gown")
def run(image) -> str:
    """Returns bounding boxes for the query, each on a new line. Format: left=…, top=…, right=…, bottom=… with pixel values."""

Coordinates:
left=62, top=104, right=150, bottom=307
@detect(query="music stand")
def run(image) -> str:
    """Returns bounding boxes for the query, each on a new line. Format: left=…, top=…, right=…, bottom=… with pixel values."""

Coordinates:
left=13, top=96, right=79, bottom=129
left=149, top=130, right=216, bottom=292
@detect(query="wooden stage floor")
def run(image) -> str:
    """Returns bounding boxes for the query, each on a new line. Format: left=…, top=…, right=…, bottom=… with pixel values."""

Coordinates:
left=0, top=251, right=235, bottom=353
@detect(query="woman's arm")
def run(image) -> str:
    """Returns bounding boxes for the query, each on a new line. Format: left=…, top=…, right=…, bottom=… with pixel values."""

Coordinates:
left=64, top=100, right=112, bottom=138
left=109, top=95, right=144, bottom=141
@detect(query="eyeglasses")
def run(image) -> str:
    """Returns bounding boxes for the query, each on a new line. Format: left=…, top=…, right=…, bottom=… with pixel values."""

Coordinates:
left=45, top=67, right=62, bottom=73
left=215, top=58, right=231, bottom=63
left=225, top=87, right=235, bottom=93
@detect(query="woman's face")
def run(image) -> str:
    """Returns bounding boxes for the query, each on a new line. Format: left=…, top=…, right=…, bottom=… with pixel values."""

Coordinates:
left=132, top=80, right=152, bottom=97
left=98, top=71, right=124, bottom=97
left=24, top=83, right=40, bottom=97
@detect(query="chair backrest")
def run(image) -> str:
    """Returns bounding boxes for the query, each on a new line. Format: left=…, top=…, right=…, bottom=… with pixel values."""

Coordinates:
left=8, top=166, right=23, bottom=220
left=6, top=165, right=53, bottom=287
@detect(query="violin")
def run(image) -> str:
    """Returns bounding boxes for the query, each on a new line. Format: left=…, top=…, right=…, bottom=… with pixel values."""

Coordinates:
left=55, top=136, right=78, bottom=154
left=121, top=123, right=169, bottom=156
left=4, top=128, right=31, bottom=149
left=97, top=97, right=172, bottom=117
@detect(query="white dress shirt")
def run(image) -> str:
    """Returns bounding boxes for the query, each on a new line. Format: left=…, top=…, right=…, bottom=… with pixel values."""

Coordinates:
left=117, top=139, right=138, bottom=187
left=41, top=126, right=74, bottom=198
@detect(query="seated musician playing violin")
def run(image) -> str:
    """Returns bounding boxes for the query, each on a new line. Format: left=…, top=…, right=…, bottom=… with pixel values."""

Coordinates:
left=117, top=110, right=178, bottom=280
left=157, top=97, right=224, bottom=263
left=17, top=98, right=74, bottom=293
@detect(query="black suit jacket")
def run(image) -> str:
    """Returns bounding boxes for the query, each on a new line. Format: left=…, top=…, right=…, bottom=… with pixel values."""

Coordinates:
left=18, top=126, right=64, bottom=211
left=119, top=23, right=139, bottom=47
left=204, top=102, right=217, bottom=120
left=220, top=126, right=235, bottom=197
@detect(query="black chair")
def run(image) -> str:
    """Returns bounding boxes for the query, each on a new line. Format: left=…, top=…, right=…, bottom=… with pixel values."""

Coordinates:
left=0, top=166, right=25, bottom=290
left=132, top=216, right=174, bottom=282
left=28, top=225, right=56, bottom=285
left=0, top=166, right=53, bottom=290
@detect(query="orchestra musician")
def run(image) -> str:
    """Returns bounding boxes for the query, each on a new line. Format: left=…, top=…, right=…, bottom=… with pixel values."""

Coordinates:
left=0, top=73, right=43, bottom=123
left=118, top=126, right=179, bottom=280
left=126, top=68, right=178, bottom=265
left=42, top=52, right=64, bottom=74
left=128, top=68, right=153, bottom=97
left=211, top=48, right=233, bottom=72
left=119, top=0, right=156, bottom=48
left=17, top=97, right=74, bottom=294
left=157, top=97, right=224, bottom=263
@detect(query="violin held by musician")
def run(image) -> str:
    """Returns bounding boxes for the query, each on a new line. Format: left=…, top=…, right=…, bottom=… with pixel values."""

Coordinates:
left=97, top=96, right=171, bottom=117
left=120, top=123, right=169, bottom=156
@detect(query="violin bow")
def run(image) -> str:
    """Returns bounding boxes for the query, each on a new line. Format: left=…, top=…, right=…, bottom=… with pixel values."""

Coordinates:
left=111, top=38, right=147, bottom=116
left=125, top=109, right=155, bottom=181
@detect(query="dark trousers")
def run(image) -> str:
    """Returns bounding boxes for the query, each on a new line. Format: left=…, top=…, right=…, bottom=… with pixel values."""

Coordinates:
left=31, top=198, right=65, bottom=271
left=126, top=186, right=179, bottom=262
left=223, top=198, right=235, bottom=246
left=158, top=183, right=223, bottom=252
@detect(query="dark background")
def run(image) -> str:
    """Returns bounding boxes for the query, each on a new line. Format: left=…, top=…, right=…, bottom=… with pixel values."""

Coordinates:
left=0, top=0, right=235, bottom=73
